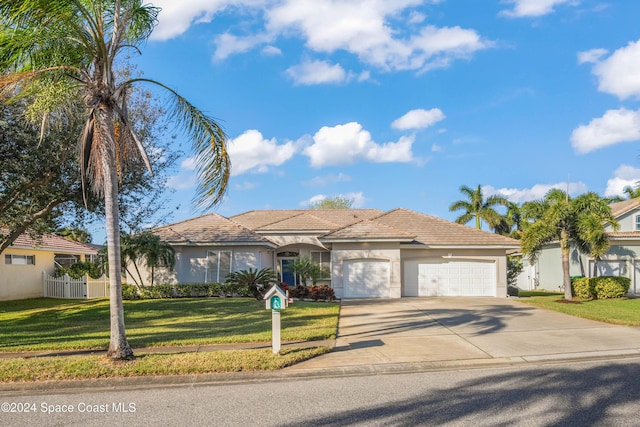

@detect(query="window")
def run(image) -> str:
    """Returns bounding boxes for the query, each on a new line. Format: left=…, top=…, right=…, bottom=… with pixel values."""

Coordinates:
left=5, top=254, right=35, bottom=265
left=206, top=251, right=232, bottom=283
left=54, top=254, right=80, bottom=269
left=311, top=251, right=331, bottom=277
left=636, top=215, right=640, bottom=231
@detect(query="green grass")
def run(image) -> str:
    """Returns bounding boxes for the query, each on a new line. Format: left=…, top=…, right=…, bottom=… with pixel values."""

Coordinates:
left=0, top=298, right=340, bottom=352
left=518, top=290, right=564, bottom=297
left=518, top=295, right=640, bottom=326
left=0, top=347, right=330, bottom=382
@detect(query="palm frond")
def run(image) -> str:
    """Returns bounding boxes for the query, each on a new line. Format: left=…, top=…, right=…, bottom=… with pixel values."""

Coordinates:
left=122, top=77, right=230, bottom=210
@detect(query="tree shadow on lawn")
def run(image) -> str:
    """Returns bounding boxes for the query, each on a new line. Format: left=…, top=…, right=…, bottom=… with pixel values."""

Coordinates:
left=281, top=361, right=640, bottom=427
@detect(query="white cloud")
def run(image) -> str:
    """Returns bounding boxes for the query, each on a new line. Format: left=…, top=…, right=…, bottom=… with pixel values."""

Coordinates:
left=150, top=0, right=270, bottom=41
left=155, top=1, right=489, bottom=75
left=570, top=108, right=640, bottom=154
left=233, top=181, right=258, bottom=190
left=262, top=45, right=282, bottom=56
left=499, top=0, right=574, bottom=18
left=431, top=143, right=443, bottom=152
left=180, top=157, right=197, bottom=171
left=167, top=173, right=197, bottom=190
left=484, top=182, right=589, bottom=203
left=303, top=122, right=416, bottom=167
left=604, top=165, right=640, bottom=197
left=227, top=129, right=297, bottom=175
left=300, top=192, right=366, bottom=208
left=577, top=48, right=608, bottom=64
left=303, top=173, right=352, bottom=187
left=585, top=39, right=640, bottom=99
left=391, top=108, right=445, bottom=130
left=286, top=59, right=350, bottom=85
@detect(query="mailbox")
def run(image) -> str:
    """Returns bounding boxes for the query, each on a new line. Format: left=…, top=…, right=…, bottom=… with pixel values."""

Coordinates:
left=264, top=285, right=288, bottom=310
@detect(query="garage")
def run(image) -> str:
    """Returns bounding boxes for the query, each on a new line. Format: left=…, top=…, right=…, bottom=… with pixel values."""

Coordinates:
left=343, top=260, right=390, bottom=298
left=404, top=261, right=496, bottom=297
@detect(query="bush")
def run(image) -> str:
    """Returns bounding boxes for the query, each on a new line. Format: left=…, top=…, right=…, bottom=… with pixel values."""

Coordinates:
left=507, top=285, right=519, bottom=297
left=289, top=285, right=310, bottom=299
left=592, top=276, right=630, bottom=299
left=309, top=285, right=336, bottom=301
left=571, top=277, right=594, bottom=300
left=121, top=283, right=139, bottom=300
left=55, top=261, right=104, bottom=279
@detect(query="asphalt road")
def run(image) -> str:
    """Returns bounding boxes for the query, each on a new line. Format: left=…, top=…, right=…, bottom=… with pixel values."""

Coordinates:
left=2, top=357, right=640, bottom=426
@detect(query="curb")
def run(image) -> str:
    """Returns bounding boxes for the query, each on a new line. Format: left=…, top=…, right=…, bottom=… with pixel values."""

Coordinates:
left=2, top=350, right=640, bottom=395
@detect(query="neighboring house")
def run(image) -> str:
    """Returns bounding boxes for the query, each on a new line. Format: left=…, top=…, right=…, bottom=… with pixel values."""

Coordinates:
left=534, top=198, right=640, bottom=294
left=146, top=208, right=519, bottom=298
left=0, top=231, right=98, bottom=300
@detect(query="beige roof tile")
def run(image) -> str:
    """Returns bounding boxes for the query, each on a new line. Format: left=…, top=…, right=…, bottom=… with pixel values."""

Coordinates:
left=256, top=212, right=340, bottom=232
left=2, top=229, right=98, bottom=254
left=152, top=213, right=273, bottom=245
left=371, top=208, right=520, bottom=247
left=322, top=219, right=415, bottom=241
left=231, top=209, right=383, bottom=231
left=609, top=198, right=640, bottom=218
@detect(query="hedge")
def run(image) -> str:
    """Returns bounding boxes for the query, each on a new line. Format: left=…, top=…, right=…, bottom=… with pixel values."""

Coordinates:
left=571, top=276, right=630, bottom=299
left=121, top=282, right=253, bottom=300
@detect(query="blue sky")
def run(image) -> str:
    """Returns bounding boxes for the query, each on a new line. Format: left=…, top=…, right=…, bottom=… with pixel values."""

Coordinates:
left=124, top=0, right=640, bottom=229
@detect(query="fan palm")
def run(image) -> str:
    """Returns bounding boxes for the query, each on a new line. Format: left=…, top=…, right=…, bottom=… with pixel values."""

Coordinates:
left=449, top=184, right=509, bottom=230
left=0, top=0, right=230, bottom=359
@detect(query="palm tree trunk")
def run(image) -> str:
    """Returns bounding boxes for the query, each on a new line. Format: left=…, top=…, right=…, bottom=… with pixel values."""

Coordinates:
left=560, top=230, right=572, bottom=300
left=99, top=110, right=134, bottom=360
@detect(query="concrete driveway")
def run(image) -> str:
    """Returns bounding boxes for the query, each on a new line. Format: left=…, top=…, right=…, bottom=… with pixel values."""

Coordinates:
left=290, top=297, right=640, bottom=372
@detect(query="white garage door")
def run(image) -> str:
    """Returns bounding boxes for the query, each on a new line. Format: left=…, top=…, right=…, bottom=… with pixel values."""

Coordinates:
left=418, top=261, right=496, bottom=297
left=344, top=260, right=390, bottom=298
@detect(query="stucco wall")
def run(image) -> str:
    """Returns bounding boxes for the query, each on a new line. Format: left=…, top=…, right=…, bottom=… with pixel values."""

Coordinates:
left=536, top=242, right=640, bottom=292
left=609, top=210, right=639, bottom=232
left=0, top=248, right=55, bottom=300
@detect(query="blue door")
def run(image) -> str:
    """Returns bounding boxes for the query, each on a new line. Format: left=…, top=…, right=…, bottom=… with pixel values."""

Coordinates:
left=281, top=259, right=296, bottom=287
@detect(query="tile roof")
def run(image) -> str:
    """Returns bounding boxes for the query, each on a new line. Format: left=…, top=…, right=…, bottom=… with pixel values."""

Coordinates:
left=230, top=209, right=383, bottom=230
left=2, top=229, right=98, bottom=254
left=607, top=231, right=640, bottom=239
left=322, top=219, right=415, bottom=241
left=609, top=198, right=640, bottom=218
left=254, top=212, right=340, bottom=232
left=371, top=208, right=520, bottom=247
left=151, top=213, right=274, bottom=245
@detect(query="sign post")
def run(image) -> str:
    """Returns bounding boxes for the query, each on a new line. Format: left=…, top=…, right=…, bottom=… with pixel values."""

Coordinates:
left=263, top=285, right=288, bottom=355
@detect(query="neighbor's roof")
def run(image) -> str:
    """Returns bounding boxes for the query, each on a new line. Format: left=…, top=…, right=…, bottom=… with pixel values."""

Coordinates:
left=230, top=209, right=383, bottom=231
left=371, top=208, right=520, bottom=247
left=2, top=230, right=98, bottom=254
left=151, top=213, right=275, bottom=246
left=609, top=198, right=640, bottom=218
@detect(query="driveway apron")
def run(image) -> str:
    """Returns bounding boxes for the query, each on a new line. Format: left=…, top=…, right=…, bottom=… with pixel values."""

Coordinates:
left=289, top=297, right=640, bottom=371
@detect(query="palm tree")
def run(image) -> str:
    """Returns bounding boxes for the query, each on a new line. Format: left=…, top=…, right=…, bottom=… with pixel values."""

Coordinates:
left=0, top=1, right=230, bottom=359
left=520, top=190, right=617, bottom=300
left=225, top=268, right=279, bottom=300
left=121, top=231, right=175, bottom=287
left=623, top=185, right=640, bottom=199
left=449, top=185, right=509, bottom=230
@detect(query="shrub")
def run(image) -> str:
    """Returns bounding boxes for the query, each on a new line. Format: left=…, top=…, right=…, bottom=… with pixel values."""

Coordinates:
left=225, top=268, right=279, bottom=300
left=289, top=285, right=310, bottom=299
left=309, top=285, right=336, bottom=301
left=507, top=285, right=519, bottom=297
left=592, top=276, right=630, bottom=299
left=571, top=277, right=594, bottom=300
left=121, top=283, right=139, bottom=300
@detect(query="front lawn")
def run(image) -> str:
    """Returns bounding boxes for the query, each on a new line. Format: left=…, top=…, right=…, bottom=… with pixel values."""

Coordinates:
left=517, top=295, right=640, bottom=326
left=0, top=298, right=340, bottom=352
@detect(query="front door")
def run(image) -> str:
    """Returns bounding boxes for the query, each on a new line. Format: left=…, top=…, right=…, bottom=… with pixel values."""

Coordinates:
left=281, top=259, right=296, bottom=287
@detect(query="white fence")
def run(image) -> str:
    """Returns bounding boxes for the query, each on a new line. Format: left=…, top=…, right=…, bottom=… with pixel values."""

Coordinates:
left=42, top=273, right=109, bottom=299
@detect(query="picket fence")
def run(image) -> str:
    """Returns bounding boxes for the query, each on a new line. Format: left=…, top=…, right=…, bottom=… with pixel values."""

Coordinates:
left=42, top=273, right=109, bottom=299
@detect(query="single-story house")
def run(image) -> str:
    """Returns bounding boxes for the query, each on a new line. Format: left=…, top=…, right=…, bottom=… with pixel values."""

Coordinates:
left=533, top=198, right=640, bottom=294
left=146, top=208, right=520, bottom=298
left=0, top=231, right=98, bottom=300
